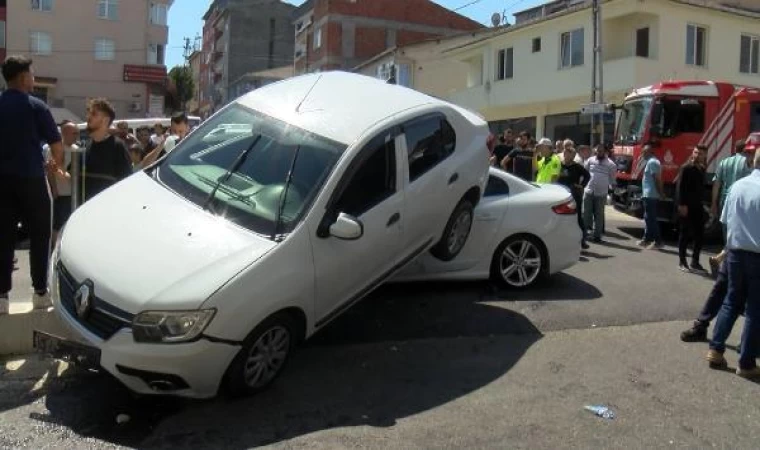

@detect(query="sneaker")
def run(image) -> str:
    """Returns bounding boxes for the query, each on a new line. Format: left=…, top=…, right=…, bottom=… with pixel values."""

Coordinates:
left=709, top=257, right=720, bottom=279
left=679, top=263, right=691, bottom=273
left=736, top=366, right=760, bottom=379
left=691, top=263, right=707, bottom=273
left=636, top=239, right=649, bottom=247
left=581, top=241, right=590, bottom=250
left=647, top=241, right=664, bottom=250
left=591, top=236, right=602, bottom=243
left=32, top=290, right=52, bottom=310
left=680, top=324, right=708, bottom=342
left=707, top=349, right=728, bottom=369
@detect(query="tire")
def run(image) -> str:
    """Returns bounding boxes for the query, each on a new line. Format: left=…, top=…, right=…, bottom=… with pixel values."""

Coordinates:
left=490, top=235, right=547, bottom=289
left=430, top=198, right=475, bottom=262
left=223, top=312, right=298, bottom=397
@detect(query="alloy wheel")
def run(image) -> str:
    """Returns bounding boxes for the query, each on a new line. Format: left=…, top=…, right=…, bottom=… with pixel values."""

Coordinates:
left=447, top=210, right=473, bottom=255
left=244, top=325, right=291, bottom=389
left=499, top=239, right=542, bottom=287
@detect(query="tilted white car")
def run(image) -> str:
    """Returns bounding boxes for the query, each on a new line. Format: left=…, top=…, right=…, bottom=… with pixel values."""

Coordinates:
left=37, top=72, right=490, bottom=399
left=393, top=168, right=582, bottom=289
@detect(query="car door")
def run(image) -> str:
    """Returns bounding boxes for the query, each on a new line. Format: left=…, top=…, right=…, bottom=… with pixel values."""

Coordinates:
left=310, top=127, right=405, bottom=327
left=401, top=113, right=457, bottom=252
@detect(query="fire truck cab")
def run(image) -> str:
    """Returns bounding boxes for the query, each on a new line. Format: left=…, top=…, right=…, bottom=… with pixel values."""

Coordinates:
left=611, top=80, right=760, bottom=230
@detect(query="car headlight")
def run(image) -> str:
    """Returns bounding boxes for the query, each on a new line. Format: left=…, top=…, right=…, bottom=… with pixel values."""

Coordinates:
left=132, top=309, right=216, bottom=343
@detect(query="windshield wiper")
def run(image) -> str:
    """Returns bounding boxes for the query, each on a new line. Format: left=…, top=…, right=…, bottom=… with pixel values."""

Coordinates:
left=201, top=134, right=262, bottom=213
left=271, top=145, right=302, bottom=242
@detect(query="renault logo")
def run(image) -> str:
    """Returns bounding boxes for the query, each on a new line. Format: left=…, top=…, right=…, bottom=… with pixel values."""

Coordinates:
left=74, top=283, right=93, bottom=319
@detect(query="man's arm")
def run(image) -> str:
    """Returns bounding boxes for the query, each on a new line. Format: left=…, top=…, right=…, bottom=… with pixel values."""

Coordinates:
left=711, top=178, right=722, bottom=216
left=114, top=140, right=134, bottom=180
left=139, top=138, right=167, bottom=169
left=655, top=162, right=664, bottom=199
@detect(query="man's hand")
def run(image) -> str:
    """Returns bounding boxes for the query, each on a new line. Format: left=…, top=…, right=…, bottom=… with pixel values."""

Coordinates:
left=710, top=203, right=718, bottom=217
left=678, top=205, right=688, bottom=217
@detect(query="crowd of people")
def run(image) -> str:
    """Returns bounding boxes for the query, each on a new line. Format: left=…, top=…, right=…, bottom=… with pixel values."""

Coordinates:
left=0, top=55, right=190, bottom=314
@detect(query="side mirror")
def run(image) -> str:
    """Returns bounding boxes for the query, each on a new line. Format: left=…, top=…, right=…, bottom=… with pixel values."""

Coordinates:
left=329, top=213, right=363, bottom=240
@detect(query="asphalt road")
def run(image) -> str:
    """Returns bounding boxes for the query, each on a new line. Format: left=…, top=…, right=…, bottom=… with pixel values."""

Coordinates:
left=4, top=210, right=753, bottom=449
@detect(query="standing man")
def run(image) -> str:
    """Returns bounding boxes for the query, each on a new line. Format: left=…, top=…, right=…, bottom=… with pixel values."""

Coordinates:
left=637, top=144, right=664, bottom=249
left=558, top=145, right=591, bottom=249
left=502, top=131, right=536, bottom=181
left=583, top=142, right=617, bottom=243
left=706, top=149, right=760, bottom=379
left=80, top=99, right=133, bottom=203
left=535, top=138, right=561, bottom=184
left=0, top=56, right=63, bottom=312
left=162, top=112, right=190, bottom=155
left=43, top=120, right=80, bottom=245
left=491, top=129, right=514, bottom=169
left=677, top=145, right=708, bottom=272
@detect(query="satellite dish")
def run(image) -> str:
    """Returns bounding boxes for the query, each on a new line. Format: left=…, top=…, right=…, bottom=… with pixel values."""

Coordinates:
left=490, top=12, right=502, bottom=27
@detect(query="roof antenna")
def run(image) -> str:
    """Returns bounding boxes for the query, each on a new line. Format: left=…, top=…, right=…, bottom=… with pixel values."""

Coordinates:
left=296, top=74, right=322, bottom=113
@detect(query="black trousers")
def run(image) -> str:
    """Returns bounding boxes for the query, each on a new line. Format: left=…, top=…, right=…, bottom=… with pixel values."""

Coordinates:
left=678, top=206, right=704, bottom=265
left=0, top=176, right=52, bottom=294
left=572, top=191, right=586, bottom=240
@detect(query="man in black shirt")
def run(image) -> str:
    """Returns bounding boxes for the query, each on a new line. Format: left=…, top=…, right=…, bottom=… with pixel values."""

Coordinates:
left=79, top=98, right=133, bottom=203
left=502, top=130, right=535, bottom=181
left=558, top=145, right=591, bottom=249
left=677, top=145, right=708, bottom=272
left=491, top=129, right=514, bottom=168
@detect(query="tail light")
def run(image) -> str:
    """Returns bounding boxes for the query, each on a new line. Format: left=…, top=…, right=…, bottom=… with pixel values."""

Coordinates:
left=552, top=199, right=577, bottom=215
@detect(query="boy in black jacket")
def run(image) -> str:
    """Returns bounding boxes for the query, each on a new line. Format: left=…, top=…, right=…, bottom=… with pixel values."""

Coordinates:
left=558, top=146, right=591, bottom=249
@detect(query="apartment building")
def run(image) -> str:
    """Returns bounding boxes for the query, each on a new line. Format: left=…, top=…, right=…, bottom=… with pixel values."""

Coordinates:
left=446, top=0, right=760, bottom=144
left=292, top=0, right=483, bottom=75
left=4, top=0, right=172, bottom=121
left=199, top=0, right=295, bottom=117
left=187, top=49, right=201, bottom=115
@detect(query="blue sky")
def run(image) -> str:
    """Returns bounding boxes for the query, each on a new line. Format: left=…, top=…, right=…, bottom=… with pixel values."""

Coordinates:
left=166, top=0, right=545, bottom=68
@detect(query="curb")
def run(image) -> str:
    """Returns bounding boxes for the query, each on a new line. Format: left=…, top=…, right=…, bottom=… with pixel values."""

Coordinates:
left=0, top=310, right=72, bottom=356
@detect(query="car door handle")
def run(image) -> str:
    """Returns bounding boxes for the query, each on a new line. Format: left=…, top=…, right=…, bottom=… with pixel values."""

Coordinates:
left=449, top=173, right=459, bottom=185
left=387, top=212, right=400, bottom=227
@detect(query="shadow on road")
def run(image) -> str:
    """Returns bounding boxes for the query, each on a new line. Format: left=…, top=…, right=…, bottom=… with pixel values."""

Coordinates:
left=28, top=289, right=543, bottom=448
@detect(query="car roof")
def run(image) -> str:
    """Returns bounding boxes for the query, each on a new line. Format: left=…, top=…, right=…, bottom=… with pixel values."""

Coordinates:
left=234, top=71, right=454, bottom=145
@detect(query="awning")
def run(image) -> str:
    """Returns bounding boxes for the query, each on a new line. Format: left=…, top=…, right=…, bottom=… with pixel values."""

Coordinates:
left=49, top=107, right=82, bottom=124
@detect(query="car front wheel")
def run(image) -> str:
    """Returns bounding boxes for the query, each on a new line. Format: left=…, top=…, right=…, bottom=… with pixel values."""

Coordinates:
left=430, top=198, right=474, bottom=261
left=223, top=313, right=297, bottom=397
left=491, top=235, right=546, bottom=289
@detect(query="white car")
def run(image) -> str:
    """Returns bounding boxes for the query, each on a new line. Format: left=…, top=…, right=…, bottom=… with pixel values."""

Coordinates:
left=393, top=168, right=581, bottom=288
left=37, top=72, right=490, bottom=399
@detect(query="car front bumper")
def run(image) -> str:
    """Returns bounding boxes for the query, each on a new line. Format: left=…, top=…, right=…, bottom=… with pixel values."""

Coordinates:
left=49, top=269, right=241, bottom=399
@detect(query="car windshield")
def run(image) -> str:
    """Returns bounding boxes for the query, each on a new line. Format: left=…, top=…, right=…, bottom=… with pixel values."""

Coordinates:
left=616, top=97, right=652, bottom=145
left=156, top=104, right=346, bottom=238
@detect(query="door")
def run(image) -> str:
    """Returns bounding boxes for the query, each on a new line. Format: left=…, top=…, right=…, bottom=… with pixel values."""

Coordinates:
left=401, top=113, right=458, bottom=252
left=310, top=128, right=404, bottom=326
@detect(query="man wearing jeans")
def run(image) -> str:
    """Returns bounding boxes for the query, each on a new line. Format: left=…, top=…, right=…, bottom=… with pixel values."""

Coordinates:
left=637, top=144, right=664, bottom=249
left=706, top=150, right=760, bottom=379
left=583, top=142, right=617, bottom=243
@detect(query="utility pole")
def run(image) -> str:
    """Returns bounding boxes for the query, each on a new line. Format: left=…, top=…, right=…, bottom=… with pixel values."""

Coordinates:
left=182, top=37, right=193, bottom=66
left=590, top=0, right=598, bottom=148
left=590, top=0, right=605, bottom=147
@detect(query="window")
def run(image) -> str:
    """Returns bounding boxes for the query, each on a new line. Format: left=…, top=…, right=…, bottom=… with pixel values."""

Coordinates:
left=751, top=102, right=760, bottom=132
left=686, top=24, right=707, bottom=67
left=98, top=0, right=118, bottom=20
left=313, top=27, right=322, bottom=49
left=149, top=3, right=168, bottom=26
left=496, top=48, right=514, bottom=80
left=95, top=39, right=115, bottom=60
left=560, top=28, right=584, bottom=68
left=0, top=21, right=5, bottom=49
left=334, top=131, right=397, bottom=217
left=31, top=0, right=52, bottom=11
left=740, top=34, right=759, bottom=75
left=484, top=175, right=510, bottom=197
left=653, top=98, right=705, bottom=136
left=532, top=37, right=541, bottom=53
left=636, top=27, right=649, bottom=58
left=405, top=115, right=456, bottom=182
left=148, top=43, right=165, bottom=65
left=30, top=32, right=52, bottom=55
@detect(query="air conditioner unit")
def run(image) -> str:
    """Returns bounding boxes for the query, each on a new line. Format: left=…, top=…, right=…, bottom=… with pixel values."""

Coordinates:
left=130, top=101, right=142, bottom=112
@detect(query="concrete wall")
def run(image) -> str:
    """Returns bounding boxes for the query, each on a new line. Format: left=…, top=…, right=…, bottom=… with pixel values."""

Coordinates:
left=5, top=0, right=170, bottom=120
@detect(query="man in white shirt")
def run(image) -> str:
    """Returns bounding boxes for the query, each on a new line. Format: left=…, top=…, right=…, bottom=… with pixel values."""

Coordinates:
left=43, top=120, right=80, bottom=245
left=583, top=142, right=617, bottom=243
left=162, top=112, right=190, bottom=155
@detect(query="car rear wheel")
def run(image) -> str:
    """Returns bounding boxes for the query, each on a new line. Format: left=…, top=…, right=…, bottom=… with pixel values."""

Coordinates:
left=223, top=313, right=297, bottom=397
left=491, top=235, right=546, bottom=289
left=430, top=198, right=474, bottom=262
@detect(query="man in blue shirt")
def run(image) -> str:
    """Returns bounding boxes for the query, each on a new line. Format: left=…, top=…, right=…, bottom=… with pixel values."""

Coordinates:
left=706, top=150, right=760, bottom=379
left=638, top=144, right=663, bottom=249
left=0, top=56, right=63, bottom=314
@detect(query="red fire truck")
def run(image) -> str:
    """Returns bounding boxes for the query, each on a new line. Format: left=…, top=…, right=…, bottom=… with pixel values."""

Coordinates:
left=611, top=80, right=760, bottom=231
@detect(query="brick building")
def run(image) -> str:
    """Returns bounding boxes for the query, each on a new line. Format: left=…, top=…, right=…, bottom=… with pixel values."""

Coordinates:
left=293, top=0, right=483, bottom=74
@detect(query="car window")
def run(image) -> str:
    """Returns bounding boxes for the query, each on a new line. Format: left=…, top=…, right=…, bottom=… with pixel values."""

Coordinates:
left=484, top=175, right=510, bottom=197
left=333, top=131, right=397, bottom=218
left=404, top=114, right=456, bottom=182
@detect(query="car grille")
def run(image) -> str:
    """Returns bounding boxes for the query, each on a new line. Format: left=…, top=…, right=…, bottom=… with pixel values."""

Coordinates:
left=58, top=262, right=134, bottom=340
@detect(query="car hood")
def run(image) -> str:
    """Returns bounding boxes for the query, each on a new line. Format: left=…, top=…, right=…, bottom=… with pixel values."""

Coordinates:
left=59, top=172, right=276, bottom=313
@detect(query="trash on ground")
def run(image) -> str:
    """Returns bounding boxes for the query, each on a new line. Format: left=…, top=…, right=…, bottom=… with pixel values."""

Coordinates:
left=584, top=405, right=615, bottom=419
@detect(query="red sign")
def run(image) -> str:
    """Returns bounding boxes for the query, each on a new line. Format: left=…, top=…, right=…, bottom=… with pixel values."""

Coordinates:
left=123, top=65, right=167, bottom=84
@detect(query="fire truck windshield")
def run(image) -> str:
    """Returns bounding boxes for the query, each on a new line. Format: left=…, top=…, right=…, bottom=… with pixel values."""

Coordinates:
left=616, top=97, right=652, bottom=145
